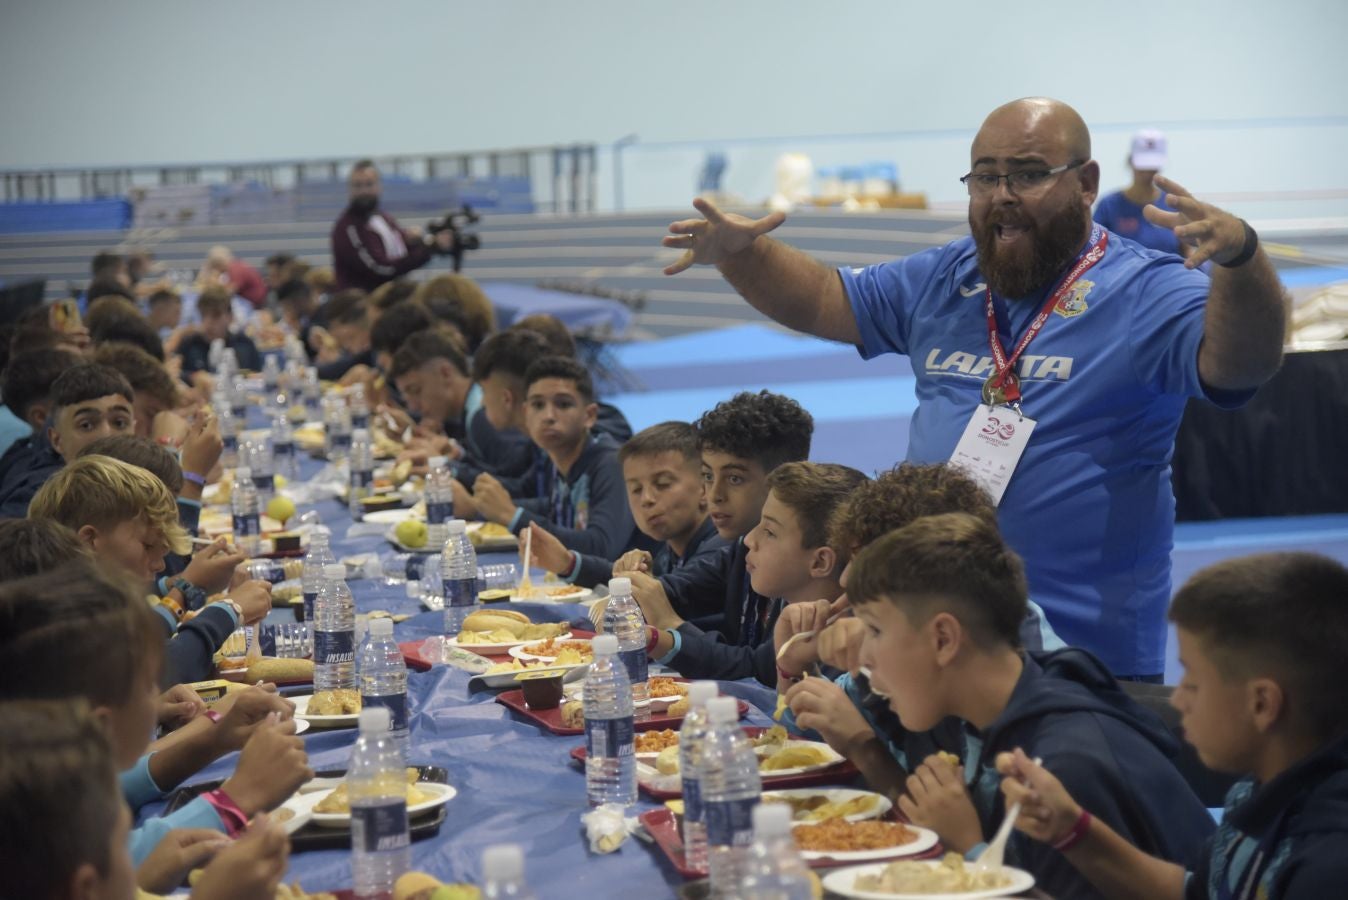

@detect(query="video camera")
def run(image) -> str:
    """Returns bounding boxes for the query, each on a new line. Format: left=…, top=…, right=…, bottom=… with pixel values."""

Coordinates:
left=426, top=206, right=482, bottom=272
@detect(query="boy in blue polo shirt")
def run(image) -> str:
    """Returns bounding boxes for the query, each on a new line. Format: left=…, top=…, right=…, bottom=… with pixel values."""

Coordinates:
left=998, top=552, right=1348, bottom=900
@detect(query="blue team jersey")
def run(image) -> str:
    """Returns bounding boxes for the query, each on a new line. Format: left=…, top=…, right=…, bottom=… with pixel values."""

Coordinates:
left=840, top=232, right=1246, bottom=676
left=1094, top=190, right=1180, bottom=255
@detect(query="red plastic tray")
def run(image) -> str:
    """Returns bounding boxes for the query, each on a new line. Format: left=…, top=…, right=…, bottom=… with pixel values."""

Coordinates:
left=399, top=629, right=597, bottom=672
left=504, top=689, right=746, bottom=736
left=569, top=726, right=860, bottom=798
left=639, top=808, right=944, bottom=879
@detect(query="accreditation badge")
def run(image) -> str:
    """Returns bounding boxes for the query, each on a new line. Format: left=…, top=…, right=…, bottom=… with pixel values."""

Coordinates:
left=949, top=406, right=1037, bottom=506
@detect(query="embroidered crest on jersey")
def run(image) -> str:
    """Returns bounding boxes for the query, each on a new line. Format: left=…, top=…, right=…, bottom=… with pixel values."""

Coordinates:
left=1054, top=279, right=1093, bottom=318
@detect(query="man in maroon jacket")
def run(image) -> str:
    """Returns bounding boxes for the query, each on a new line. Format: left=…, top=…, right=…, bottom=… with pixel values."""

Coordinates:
left=330, top=160, right=452, bottom=291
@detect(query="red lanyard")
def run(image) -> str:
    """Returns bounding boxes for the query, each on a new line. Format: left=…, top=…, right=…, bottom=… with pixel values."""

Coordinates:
left=983, top=225, right=1108, bottom=404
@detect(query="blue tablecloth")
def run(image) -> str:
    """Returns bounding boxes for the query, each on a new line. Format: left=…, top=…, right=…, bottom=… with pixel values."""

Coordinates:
left=483, top=282, right=633, bottom=336
left=151, top=442, right=778, bottom=897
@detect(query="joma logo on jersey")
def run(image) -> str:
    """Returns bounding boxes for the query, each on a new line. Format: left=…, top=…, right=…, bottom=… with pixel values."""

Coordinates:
left=924, top=349, right=1074, bottom=381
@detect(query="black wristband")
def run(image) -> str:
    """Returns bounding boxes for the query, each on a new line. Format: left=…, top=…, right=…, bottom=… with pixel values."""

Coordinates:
left=1220, top=219, right=1259, bottom=269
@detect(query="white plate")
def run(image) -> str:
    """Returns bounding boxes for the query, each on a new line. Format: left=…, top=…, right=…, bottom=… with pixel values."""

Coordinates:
left=291, top=694, right=360, bottom=728
left=292, top=717, right=311, bottom=735
left=363, top=508, right=417, bottom=525
left=467, top=520, right=519, bottom=551
left=565, top=680, right=686, bottom=711
left=272, top=790, right=320, bottom=835
left=821, top=860, right=1035, bottom=900
left=754, top=739, right=847, bottom=777
left=446, top=631, right=572, bottom=655
left=761, top=788, right=893, bottom=824
left=469, top=661, right=590, bottom=690
left=510, top=585, right=596, bottom=604
left=308, top=781, right=457, bottom=829
left=795, top=823, right=939, bottom=863
left=508, top=637, right=593, bottom=663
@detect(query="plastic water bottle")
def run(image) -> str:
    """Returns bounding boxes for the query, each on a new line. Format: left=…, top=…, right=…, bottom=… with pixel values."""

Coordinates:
left=303, top=366, right=323, bottom=418
left=349, top=383, right=371, bottom=431
left=739, top=803, right=814, bottom=899
left=301, top=528, right=337, bottom=631
left=703, top=696, right=762, bottom=897
left=324, top=395, right=352, bottom=462
left=583, top=633, right=637, bottom=807
left=246, top=440, right=275, bottom=504
left=348, top=707, right=410, bottom=899
left=216, top=345, right=237, bottom=380
left=349, top=428, right=374, bottom=520
left=245, top=559, right=290, bottom=584
left=230, top=467, right=261, bottom=556
left=358, top=618, right=409, bottom=757
left=228, top=374, right=248, bottom=422
left=482, top=844, right=537, bottom=899
left=379, top=551, right=441, bottom=585
left=314, top=563, right=356, bottom=692
left=216, top=396, right=238, bottom=468
left=424, top=456, right=454, bottom=549
left=680, top=681, right=720, bottom=872
left=271, top=412, right=297, bottom=479
left=262, top=354, right=281, bottom=396
left=441, top=520, right=478, bottom=635
left=602, top=577, right=650, bottom=714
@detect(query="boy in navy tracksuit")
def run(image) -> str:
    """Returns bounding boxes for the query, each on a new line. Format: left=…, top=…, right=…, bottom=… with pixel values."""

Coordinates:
left=527, top=420, right=727, bottom=587
left=617, top=392, right=833, bottom=686
left=849, top=513, right=1214, bottom=900
left=775, top=462, right=1065, bottom=800
left=465, top=356, right=652, bottom=560
left=1001, top=552, right=1348, bottom=900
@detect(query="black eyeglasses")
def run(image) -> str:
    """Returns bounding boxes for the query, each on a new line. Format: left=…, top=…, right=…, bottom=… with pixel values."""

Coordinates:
left=960, top=160, right=1085, bottom=195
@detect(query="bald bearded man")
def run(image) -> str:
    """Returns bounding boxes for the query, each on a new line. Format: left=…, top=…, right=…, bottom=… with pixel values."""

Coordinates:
left=662, top=98, right=1287, bottom=679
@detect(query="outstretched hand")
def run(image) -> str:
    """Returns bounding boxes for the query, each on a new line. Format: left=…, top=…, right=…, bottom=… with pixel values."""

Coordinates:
left=662, top=197, right=786, bottom=275
left=1143, top=175, right=1251, bottom=269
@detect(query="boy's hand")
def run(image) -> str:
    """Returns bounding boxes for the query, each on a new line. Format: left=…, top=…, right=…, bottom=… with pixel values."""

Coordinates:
left=784, top=677, right=873, bottom=755
left=996, top=748, right=1082, bottom=845
left=898, top=753, right=984, bottom=854
left=224, top=580, right=273, bottom=626
left=136, top=828, right=230, bottom=893
left=818, top=616, right=866, bottom=676
left=220, top=713, right=312, bottom=817
left=451, top=479, right=478, bottom=518
left=613, top=549, right=654, bottom=574
left=773, top=598, right=831, bottom=677
left=182, top=539, right=247, bottom=595
left=214, top=685, right=295, bottom=753
left=180, top=408, right=223, bottom=480
left=152, top=409, right=190, bottom=446
left=625, top=571, right=682, bottom=630
left=188, top=814, right=289, bottom=900
left=526, top=522, right=574, bottom=575
left=158, top=683, right=207, bottom=729
left=471, top=473, right=516, bottom=525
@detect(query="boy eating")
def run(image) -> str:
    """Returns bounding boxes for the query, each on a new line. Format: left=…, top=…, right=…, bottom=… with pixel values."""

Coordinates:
left=998, top=551, right=1348, bottom=899
left=527, top=420, right=727, bottom=587
left=178, top=285, right=261, bottom=375
left=850, top=512, right=1213, bottom=899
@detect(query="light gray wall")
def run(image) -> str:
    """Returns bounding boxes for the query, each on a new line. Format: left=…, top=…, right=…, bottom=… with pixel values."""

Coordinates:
left=2, top=0, right=1345, bottom=214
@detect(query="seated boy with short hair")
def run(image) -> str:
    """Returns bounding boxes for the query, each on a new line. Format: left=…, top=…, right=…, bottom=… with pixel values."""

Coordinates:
left=178, top=285, right=262, bottom=375
left=451, top=326, right=555, bottom=485
left=0, top=698, right=297, bottom=900
left=465, top=356, right=654, bottom=560
left=999, top=551, right=1348, bottom=900
left=389, top=327, right=476, bottom=445
left=527, top=420, right=727, bottom=587
left=647, top=460, right=865, bottom=685
left=0, top=563, right=310, bottom=881
left=849, top=512, right=1213, bottom=899
left=0, top=361, right=135, bottom=517
left=28, top=455, right=268, bottom=684
left=0, top=345, right=82, bottom=480
left=775, top=463, right=1064, bottom=796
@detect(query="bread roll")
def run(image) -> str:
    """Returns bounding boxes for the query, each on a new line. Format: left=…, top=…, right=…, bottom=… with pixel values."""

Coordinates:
left=560, top=699, right=585, bottom=729
left=245, top=657, right=315, bottom=683
left=462, top=609, right=531, bottom=637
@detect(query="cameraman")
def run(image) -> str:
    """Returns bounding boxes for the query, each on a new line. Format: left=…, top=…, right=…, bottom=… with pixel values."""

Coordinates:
left=331, top=159, right=452, bottom=291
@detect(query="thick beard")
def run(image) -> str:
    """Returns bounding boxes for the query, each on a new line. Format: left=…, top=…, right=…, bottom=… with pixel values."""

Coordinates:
left=973, top=197, right=1090, bottom=299
left=348, top=195, right=378, bottom=218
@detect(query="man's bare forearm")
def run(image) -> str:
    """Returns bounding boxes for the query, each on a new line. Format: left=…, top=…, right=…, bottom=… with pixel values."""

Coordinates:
left=718, top=238, right=861, bottom=345
left=1198, top=247, right=1289, bottom=390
